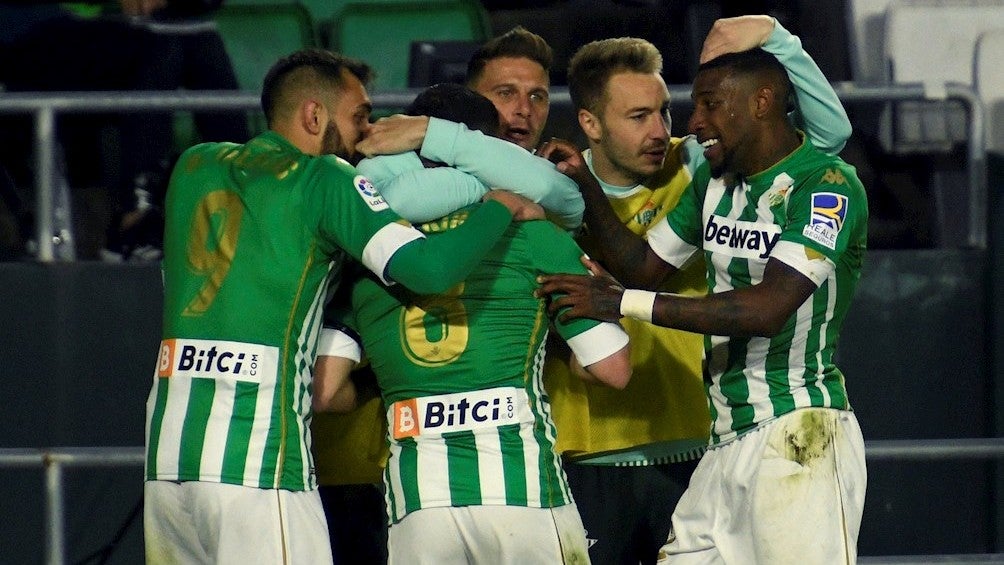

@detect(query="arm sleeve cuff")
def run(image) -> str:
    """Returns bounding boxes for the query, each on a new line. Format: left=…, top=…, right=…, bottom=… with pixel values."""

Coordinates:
left=565, top=322, right=630, bottom=367
left=770, top=240, right=835, bottom=287
left=317, top=327, right=363, bottom=362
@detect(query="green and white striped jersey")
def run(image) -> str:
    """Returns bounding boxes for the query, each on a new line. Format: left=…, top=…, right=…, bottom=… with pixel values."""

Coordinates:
left=145, top=132, right=424, bottom=491
left=345, top=209, right=628, bottom=523
left=647, top=136, right=868, bottom=445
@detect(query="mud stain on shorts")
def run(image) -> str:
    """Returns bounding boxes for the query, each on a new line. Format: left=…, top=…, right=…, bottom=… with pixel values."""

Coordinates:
left=783, top=409, right=834, bottom=467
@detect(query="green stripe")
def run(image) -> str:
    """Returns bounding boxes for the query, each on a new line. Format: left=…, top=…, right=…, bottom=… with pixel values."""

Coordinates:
left=145, top=378, right=170, bottom=479
left=531, top=418, right=564, bottom=507
left=257, top=379, right=284, bottom=488
left=723, top=337, right=753, bottom=433
left=499, top=426, right=527, bottom=506
left=178, top=378, right=215, bottom=480
left=281, top=385, right=306, bottom=491
left=767, top=320, right=797, bottom=416
left=447, top=432, right=481, bottom=506
left=704, top=335, right=719, bottom=444
left=384, top=466, right=398, bottom=522
left=803, top=287, right=829, bottom=406
left=398, top=439, right=421, bottom=516
left=220, top=381, right=258, bottom=482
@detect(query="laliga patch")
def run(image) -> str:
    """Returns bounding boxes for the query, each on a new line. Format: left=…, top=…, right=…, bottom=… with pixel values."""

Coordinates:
left=354, top=175, right=389, bottom=211
left=801, top=192, right=847, bottom=250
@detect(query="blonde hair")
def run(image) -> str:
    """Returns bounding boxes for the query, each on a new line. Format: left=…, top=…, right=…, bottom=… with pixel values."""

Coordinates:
left=568, top=37, right=662, bottom=115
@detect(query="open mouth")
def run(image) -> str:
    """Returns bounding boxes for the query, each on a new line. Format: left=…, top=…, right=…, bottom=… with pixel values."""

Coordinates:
left=700, top=137, right=721, bottom=159
left=504, top=127, right=531, bottom=144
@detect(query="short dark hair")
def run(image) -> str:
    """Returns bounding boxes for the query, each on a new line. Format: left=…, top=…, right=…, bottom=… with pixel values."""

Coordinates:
left=406, top=83, right=500, bottom=136
left=261, top=48, right=373, bottom=126
left=466, top=26, right=552, bottom=86
left=698, top=48, right=793, bottom=112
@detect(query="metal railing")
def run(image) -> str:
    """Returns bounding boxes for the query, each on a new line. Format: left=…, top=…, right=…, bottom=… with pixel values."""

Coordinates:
left=2, top=439, right=1003, bottom=565
left=0, top=446, right=144, bottom=565
left=0, top=82, right=988, bottom=260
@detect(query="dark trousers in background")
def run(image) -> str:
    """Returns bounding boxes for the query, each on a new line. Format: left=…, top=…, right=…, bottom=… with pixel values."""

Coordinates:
left=564, top=458, right=699, bottom=565
left=319, top=483, right=389, bottom=565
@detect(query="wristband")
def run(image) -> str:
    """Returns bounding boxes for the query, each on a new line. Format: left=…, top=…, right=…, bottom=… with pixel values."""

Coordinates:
left=619, top=289, right=657, bottom=323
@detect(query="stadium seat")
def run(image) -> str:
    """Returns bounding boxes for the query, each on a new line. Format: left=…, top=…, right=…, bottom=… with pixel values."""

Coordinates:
left=882, top=0, right=1004, bottom=152
left=844, top=0, right=896, bottom=85
left=323, top=0, right=492, bottom=91
left=213, top=3, right=316, bottom=134
left=214, top=3, right=317, bottom=93
left=974, top=28, right=1004, bottom=155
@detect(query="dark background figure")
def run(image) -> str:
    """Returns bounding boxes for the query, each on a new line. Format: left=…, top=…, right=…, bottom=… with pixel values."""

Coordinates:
left=0, top=0, right=249, bottom=260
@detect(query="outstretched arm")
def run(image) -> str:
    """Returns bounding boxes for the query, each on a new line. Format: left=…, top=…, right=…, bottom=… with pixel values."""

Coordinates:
left=359, top=153, right=488, bottom=223
left=539, top=256, right=816, bottom=338
left=358, top=116, right=584, bottom=229
left=386, top=191, right=544, bottom=294
left=700, top=15, right=851, bottom=154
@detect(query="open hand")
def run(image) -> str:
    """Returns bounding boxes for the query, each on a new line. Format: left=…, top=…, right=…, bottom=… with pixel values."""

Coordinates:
left=536, top=255, right=625, bottom=323
left=356, top=115, right=430, bottom=157
left=700, top=15, right=775, bottom=64
left=483, top=189, right=545, bottom=221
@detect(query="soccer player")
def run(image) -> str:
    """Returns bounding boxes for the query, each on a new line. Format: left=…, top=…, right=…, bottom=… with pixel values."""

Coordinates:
left=540, top=16, right=854, bottom=564
left=143, top=48, right=542, bottom=564
left=316, top=83, right=633, bottom=563
left=537, top=45, right=868, bottom=565
left=466, top=26, right=552, bottom=151
left=310, top=81, right=578, bottom=564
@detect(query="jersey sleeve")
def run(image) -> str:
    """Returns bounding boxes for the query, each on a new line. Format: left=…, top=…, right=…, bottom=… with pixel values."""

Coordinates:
left=356, top=152, right=423, bottom=186
left=317, top=326, right=362, bottom=362
left=526, top=221, right=629, bottom=364
left=313, top=158, right=425, bottom=285
left=358, top=153, right=489, bottom=223
left=647, top=169, right=705, bottom=269
left=770, top=165, right=867, bottom=286
left=311, top=156, right=511, bottom=292
left=763, top=19, right=852, bottom=155
left=420, top=117, right=585, bottom=229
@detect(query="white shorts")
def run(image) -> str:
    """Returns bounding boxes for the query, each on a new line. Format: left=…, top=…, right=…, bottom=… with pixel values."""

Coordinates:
left=658, top=408, right=867, bottom=565
left=144, top=480, right=333, bottom=565
left=388, top=503, right=590, bottom=564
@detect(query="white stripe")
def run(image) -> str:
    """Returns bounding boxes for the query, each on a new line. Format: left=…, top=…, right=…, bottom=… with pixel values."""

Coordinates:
left=521, top=342, right=549, bottom=506
left=813, top=269, right=840, bottom=405
left=199, top=381, right=231, bottom=479
left=144, top=377, right=155, bottom=477
left=533, top=340, right=569, bottom=502
left=292, top=267, right=332, bottom=488
left=519, top=421, right=543, bottom=506
left=416, top=438, right=451, bottom=508
left=787, top=298, right=815, bottom=408
left=386, top=442, right=406, bottom=522
left=244, top=375, right=275, bottom=487
left=474, top=430, right=506, bottom=502
left=155, top=374, right=192, bottom=478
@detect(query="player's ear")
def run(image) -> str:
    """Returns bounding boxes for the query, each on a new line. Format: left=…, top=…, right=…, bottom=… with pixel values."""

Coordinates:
left=578, top=109, right=601, bottom=143
left=302, top=99, right=325, bottom=135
